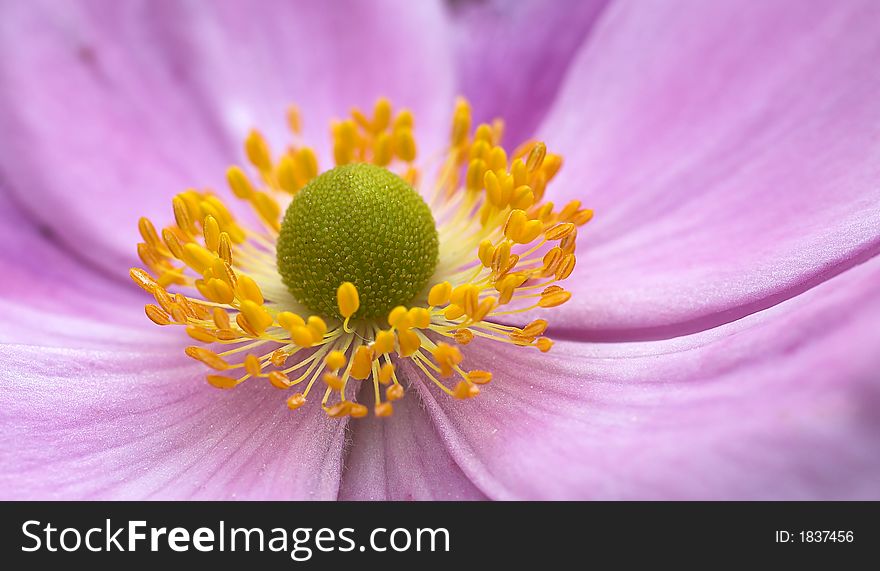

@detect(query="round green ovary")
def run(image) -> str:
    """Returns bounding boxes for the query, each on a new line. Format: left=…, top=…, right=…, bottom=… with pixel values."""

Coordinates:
left=277, top=164, right=439, bottom=320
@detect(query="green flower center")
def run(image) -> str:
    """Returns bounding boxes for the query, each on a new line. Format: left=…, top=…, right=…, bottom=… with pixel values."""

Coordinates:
left=276, top=163, right=439, bottom=320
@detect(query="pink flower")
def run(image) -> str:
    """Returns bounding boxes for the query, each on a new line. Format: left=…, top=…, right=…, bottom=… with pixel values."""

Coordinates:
left=1, top=0, right=879, bottom=500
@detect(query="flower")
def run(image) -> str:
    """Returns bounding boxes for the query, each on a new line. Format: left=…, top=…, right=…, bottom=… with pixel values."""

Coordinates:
left=132, top=96, right=587, bottom=418
left=1, top=0, right=879, bottom=500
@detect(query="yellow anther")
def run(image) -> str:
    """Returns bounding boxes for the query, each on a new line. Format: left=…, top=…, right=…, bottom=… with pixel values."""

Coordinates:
left=239, top=300, right=274, bottom=334
left=496, top=280, right=518, bottom=306
left=433, top=343, right=462, bottom=377
left=488, top=146, right=508, bottom=172
left=444, top=304, right=465, bottom=321
left=394, top=127, right=417, bottom=162
left=153, top=288, right=175, bottom=313
left=182, top=242, right=215, bottom=274
left=466, top=159, right=487, bottom=192
left=323, top=373, right=344, bottom=391
left=296, top=147, right=319, bottom=181
left=393, top=109, right=413, bottom=131
left=253, top=192, right=281, bottom=225
left=185, top=346, right=229, bottom=371
left=491, top=241, right=511, bottom=272
left=559, top=199, right=581, bottom=220
left=453, top=380, right=479, bottom=400
left=542, top=247, right=563, bottom=274
left=378, top=363, right=395, bottom=385
left=572, top=208, right=594, bottom=226
left=137, top=217, right=164, bottom=251
left=374, top=132, right=393, bottom=166
left=408, top=307, right=431, bottom=329
left=268, top=371, right=290, bottom=389
left=352, top=107, right=371, bottom=131
left=386, top=384, right=404, bottom=401
left=326, top=401, right=352, bottom=418
left=234, top=274, right=264, bottom=304
left=350, top=345, right=374, bottom=380
left=276, top=154, right=299, bottom=194
left=478, top=240, right=495, bottom=268
left=270, top=349, right=289, bottom=367
left=349, top=403, right=369, bottom=418
left=484, top=170, right=501, bottom=205
left=555, top=254, right=576, bottom=280
left=337, top=282, right=360, bottom=318
left=453, top=329, right=474, bottom=345
left=186, top=326, right=217, bottom=344
left=244, top=354, right=262, bottom=376
left=291, top=325, right=314, bottom=347
left=277, top=311, right=305, bottom=331
left=333, top=141, right=352, bottom=166
left=546, top=222, right=576, bottom=241
left=542, top=153, right=563, bottom=180
left=472, top=297, right=496, bottom=322
left=373, top=97, right=392, bottom=132
left=403, top=166, right=419, bottom=186
left=245, top=130, right=272, bottom=172
left=397, top=329, right=421, bottom=357
left=504, top=209, right=528, bottom=241
left=307, top=316, right=327, bottom=342
left=287, top=393, right=307, bottom=410
left=526, top=142, right=547, bottom=172
left=428, top=281, right=453, bottom=307
left=325, top=350, right=348, bottom=372
left=539, top=289, right=572, bottom=308
left=337, top=119, right=357, bottom=148
left=522, top=319, right=549, bottom=337
left=451, top=99, right=471, bottom=146
left=206, top=375, right=238, bottom=389
left=203, top=215, right=221, bottom=252
left=388, top=305, right=410, bottom=329
left=373, top=330, right=396, bottom=355
left=485, top=170, right=513, bottom=208
left=216, top=329, right=240, bottom=341
left=287, top=104, right=302, bottom=135
left=130, top=268, right=159, bottom=293
left=466, top=370, right=493, bottom=385
left=206, top=278, right=234, bottom=304
left=518, top=219, right=543, bottom=244
left=560, top=232, right=577, bottom=254
left=450, top=283, right=476, bottom=307
left=218, top=233, right=233, bottom=265
left=136, top=243, right=159, bottom=268
left=375, top=402, right=394, bottom=417
left=511, top=185, right=535, bottom=210
left=213, top=307, right=231, bottom=330
left=172, top=196, right=195, bottom=234
left=511, top=158, right=528, bottom=187
left=473, top=124, right=493, bottom=144
left=202, top=194, right=235, bottom=224
left=470, top=139, right=491, bottom=161
left=536, top=337, right=554, bottom=352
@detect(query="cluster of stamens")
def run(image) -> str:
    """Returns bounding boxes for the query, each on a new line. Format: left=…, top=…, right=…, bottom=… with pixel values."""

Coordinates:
left=131, top=97, right=591, bottom=418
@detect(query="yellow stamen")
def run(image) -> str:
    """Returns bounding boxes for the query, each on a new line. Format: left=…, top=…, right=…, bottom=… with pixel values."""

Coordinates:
left=132, top=96, right=589, bottom=420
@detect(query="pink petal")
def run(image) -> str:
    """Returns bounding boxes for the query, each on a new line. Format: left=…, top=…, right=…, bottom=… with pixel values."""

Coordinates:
left=339, top=389, right=487, bottom=500
left=0, top=343, right=347, bottom=500
left=538, top=0, right=880, bottom=337
left=449, top=0, right=608, bottom=146
left=0, top=0, right=454, bottom=276
left=0, top=190, right=177, bottom=346
left=412, top=256, right=880, bottom=499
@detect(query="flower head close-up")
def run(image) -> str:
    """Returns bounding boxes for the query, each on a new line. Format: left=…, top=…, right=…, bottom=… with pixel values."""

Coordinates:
left=1, top=0, right=879, bottom=502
